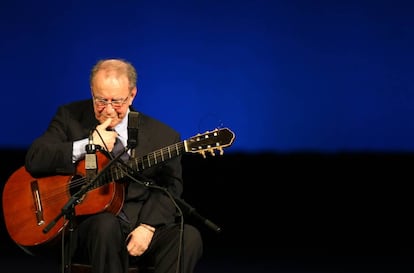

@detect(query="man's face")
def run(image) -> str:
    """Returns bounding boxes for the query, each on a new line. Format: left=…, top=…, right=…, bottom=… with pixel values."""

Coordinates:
left=91, top=70, right=136, bottom=128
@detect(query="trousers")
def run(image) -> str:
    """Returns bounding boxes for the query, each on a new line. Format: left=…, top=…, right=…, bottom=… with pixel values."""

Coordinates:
left=71, top=212, right=203, bottom=273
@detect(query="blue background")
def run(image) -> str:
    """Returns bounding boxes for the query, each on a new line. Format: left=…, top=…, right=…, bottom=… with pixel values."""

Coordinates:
left=1, top=0, right=414, bottom=153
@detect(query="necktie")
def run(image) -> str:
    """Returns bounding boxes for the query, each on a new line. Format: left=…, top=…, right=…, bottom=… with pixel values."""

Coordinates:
left=112, top=137, right=130, bottom=162
left=112, top=137, right=131, bottom=224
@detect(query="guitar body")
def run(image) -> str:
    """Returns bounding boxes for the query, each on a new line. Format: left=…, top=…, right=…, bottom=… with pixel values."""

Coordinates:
left=2, top=152, right=125, bottom=247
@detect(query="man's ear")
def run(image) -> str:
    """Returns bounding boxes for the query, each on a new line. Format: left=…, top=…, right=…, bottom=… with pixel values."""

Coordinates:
left=129, top=87, right=138, bottom=103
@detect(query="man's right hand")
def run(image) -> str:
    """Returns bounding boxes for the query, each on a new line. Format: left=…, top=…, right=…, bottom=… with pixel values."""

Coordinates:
left=92, top=118, right=118, bottom=152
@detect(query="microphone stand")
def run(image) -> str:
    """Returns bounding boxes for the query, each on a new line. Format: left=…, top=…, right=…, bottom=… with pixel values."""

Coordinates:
left=173, top=198, right=222, bottom=233
left=120, top=163, right=222, bottom=233
left=42, top=146, right=131, bottom=273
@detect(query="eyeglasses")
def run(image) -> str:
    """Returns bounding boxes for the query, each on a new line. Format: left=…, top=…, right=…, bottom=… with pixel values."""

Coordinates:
left=93, top=95, right=129, bottom=109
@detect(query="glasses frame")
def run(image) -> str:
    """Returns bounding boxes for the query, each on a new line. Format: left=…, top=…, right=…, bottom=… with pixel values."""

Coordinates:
left=93, top=94, right=130, bottom=109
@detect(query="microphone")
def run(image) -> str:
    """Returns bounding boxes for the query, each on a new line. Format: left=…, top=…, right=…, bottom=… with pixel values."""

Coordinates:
left=127, top=111, right=139, bottom=157
left=174, top=198, right=222, bottom=233
left=85, top=130, right=98, bottom=182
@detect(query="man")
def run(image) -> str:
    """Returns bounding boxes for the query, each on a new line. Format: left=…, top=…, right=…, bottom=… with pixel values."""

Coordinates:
left=25, top=58, right=203, bottom=273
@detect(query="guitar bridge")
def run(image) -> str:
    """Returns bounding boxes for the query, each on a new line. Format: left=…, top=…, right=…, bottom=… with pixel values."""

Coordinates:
left=30, top=180, right=45, bottom=226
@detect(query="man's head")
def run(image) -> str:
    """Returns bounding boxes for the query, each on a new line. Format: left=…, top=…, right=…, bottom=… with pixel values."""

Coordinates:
left=90, top=58, right=138, bottom=128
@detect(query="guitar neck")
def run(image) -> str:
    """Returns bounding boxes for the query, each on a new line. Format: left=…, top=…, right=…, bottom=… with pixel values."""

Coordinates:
left=95, top=141, right=186, bottom=186
left=129, top=141, right=186, bottom=172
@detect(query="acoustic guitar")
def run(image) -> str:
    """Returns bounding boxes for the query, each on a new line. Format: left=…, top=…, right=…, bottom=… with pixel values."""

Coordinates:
left=2, top=128, right=235, bottom=248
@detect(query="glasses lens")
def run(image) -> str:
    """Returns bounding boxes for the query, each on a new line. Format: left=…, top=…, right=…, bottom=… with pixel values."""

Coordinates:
left=111, top=100, right=123, bottom=107
left=95, top=99, right=105, bottom=107
left=94, top=95, right=128, bottom=108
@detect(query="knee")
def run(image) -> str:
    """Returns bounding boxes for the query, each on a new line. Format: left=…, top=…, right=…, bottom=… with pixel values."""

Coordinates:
left=89, top=212, right=121, bottom=238
left=184, top=224, right=203, bottom=257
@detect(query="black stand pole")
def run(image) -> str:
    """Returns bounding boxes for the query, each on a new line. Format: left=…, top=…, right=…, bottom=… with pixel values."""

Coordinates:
left=62, top=204, right=76, bottom=273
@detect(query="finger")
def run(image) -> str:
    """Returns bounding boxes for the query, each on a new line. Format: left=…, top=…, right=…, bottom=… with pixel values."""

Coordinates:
left=98, top=118, right=112, bottom=130
left=127, top=243, right=133, bottom=252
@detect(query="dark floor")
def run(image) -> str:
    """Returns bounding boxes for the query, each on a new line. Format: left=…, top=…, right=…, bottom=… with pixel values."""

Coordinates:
left=2, top=245, right=414, bottom=273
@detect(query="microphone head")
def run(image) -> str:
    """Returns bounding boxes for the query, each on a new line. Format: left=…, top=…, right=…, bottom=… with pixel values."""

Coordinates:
left=127, top=111, right=139, bottom=149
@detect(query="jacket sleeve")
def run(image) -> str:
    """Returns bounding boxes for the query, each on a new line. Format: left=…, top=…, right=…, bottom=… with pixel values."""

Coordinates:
left=25, top=104, right=88, bottom=177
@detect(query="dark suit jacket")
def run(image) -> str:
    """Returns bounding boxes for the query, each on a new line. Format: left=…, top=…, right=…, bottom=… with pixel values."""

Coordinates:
left=25, top=99, right=183, bottom=229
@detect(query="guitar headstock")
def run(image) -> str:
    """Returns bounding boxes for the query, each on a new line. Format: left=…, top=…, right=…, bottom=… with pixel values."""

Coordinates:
left=185, top=128, right=235, bottom=158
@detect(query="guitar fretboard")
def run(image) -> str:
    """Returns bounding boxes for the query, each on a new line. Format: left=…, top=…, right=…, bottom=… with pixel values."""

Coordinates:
left=92, top=141, right=186, bottom=188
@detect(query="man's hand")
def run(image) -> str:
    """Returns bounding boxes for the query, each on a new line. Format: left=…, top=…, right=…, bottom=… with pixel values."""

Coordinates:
left=92, top=118, right=118, bottom=152
left=126, top=224, right=155, bottom=256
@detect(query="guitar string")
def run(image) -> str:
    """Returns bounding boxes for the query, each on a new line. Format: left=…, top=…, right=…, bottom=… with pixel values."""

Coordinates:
left=36, top=146, right=171, bottom=206
left=24, top=157, right=126, bottom=207
left=32, top=163, right=130, bottom=206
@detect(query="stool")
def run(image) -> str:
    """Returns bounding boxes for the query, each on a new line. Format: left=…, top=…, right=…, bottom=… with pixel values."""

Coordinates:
left=70, top=263, right=139, bottom=273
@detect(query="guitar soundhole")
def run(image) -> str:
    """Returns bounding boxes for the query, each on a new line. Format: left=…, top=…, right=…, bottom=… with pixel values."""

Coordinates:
left=69, top=174, right=87, bottom=203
